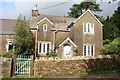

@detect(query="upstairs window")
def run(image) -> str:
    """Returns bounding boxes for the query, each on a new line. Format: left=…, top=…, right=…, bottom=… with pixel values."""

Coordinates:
left=43, top=24, right=47, bottom=31
left=83, top=22, right=94, bottom=34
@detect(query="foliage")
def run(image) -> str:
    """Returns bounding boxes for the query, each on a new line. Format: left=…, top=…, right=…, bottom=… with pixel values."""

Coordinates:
left=101, top=38, right=120, bottom=55
left=68, top=2, right=101, bottom=18
left=12, top=75, right=44, bottom=78
left=13, top=15, right=33, bottom=55
left=103, top=20, right=119, bottom=40
left=2, top=51, right=15, bottom=58
left=46, top=50, right=57, bottom=58
left=102, top=7, right=120, bottom=40
left=110, top=7, right=120, bottom=34
left=103, top=39, right=111, bottom=45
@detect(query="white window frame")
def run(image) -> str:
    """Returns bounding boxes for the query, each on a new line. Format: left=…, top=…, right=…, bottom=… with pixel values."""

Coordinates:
left=38, top=41, right=51, bottom=54
left=6, top=41, right=13, bottom=52
left=83, top=44, right=95, bottom=56
left=43, top=24, right=47, bottom=31
left=83, top=22, right=94, bottom=34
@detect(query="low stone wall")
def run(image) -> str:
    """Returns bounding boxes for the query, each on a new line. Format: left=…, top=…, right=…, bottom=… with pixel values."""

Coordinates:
left=0, top=57, right=2, bottom=79
left=34, top=55, right=119, bottom=77
left=2, top=57, right=12, bottom=78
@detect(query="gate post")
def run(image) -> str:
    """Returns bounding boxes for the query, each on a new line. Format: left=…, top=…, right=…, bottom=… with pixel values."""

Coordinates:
left=30, top=55, right=34, bottom=76
left=11, top=55, right=16, bottom=77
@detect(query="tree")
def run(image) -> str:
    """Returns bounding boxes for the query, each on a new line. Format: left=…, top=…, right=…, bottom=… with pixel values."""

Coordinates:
left=68, top=2, right=101, bottom=18
left=103, top=20, right=119, bottom=40
left=13, top=15, right=33, bottom=55
left=110, top=7, right=120, bottom=35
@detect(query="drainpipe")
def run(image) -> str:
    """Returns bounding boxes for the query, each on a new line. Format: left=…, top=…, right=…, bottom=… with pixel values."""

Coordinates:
left=53, top=30, right=57, bottom=52
left=35, top=25, right=38, bottom=58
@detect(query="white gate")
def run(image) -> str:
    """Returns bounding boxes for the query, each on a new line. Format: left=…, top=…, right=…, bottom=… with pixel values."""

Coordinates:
left=15, top=55, right=31, bottom=75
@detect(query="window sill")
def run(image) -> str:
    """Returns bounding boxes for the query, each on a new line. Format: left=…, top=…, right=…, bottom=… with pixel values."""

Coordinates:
left=83, top=33, right=95, bottom=36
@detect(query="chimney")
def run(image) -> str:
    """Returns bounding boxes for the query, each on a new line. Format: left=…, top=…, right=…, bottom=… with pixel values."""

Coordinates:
left=32, top=4, right=39, bottom=17
left=82, top=9, right=86, bottom=13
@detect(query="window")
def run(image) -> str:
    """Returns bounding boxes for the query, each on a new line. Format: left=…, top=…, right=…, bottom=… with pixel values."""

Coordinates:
left=6, top=41, right=13, bottom=52
left=83, top=22, right=94, bottom=34
left=43, top=24, right=47, bottom=31
left=83, top=45, right=94, bottom=56
left=38, top=42, right=51, bottom=54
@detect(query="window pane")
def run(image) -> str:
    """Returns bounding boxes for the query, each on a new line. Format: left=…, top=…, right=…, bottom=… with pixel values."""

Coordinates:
left=88, top=46, right=90, bottom=55
left=43, top=24, right=47, bottom=31
left=84, top=23, right=86, bottom=32
left=88, top=23, right=90, bottom=32
left=91, top=23, right=94, bottom=34
left=91, top=46, right=93, bottom=55
left=39, top=43, right=41, bottom=53
left=84, top=46, right=86, bottom=56
left=47, top=43, right=50, bottom=52
left=43, top=44, right=45, bottom=53
left=8, top=44, right=13, bottom=51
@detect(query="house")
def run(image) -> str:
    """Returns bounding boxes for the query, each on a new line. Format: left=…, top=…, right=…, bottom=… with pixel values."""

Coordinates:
left=0, top=5, right=103, bottom=58
left=0, top=19, right=16, bottom=55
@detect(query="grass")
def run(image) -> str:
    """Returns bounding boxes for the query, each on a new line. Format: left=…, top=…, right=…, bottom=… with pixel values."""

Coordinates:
left=2, top=75, right=44, bottom=80
left=74, top=69, right=120, bottom=77
left=2, top=69, right=120, bottom=79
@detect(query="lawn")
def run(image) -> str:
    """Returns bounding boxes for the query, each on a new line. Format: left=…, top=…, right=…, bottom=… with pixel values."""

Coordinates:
left=1, top=69, right=120, bottom=79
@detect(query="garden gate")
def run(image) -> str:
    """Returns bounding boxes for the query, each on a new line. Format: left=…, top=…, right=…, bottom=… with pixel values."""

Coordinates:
left=15, top=55, right=31, bottom=76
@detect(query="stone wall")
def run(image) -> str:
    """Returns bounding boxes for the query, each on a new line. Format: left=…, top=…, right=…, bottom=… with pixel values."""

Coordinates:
left=34, top=55, right=119, bottom=77
left=2, top=58, right=12, bottom=78
left=0, top=57, right=2, bottom=79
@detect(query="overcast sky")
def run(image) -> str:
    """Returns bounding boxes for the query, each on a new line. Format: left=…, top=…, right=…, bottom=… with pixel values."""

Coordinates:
left=0, top=0, right=120, bottom=19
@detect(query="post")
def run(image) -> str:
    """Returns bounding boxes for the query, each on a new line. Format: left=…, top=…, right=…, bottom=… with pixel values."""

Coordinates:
left=30, top=55, right=34, bottom=76
left=11, top=55, right=16, bottom=77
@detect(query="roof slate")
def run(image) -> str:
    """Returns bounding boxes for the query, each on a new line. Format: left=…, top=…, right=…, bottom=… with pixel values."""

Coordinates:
left=0, top=19, right=17, bottom=35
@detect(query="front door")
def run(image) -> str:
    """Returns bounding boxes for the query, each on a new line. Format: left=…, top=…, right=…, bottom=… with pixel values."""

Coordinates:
left=63, top=44, right=72, bottom=57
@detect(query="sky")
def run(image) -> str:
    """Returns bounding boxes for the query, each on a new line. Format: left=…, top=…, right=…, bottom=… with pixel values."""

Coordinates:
left=0, top=0, right=120, bottom=19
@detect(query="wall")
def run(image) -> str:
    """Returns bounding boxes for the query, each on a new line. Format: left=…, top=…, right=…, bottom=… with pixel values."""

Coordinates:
left=0, top=35, right=14, bottom=55
left=0, top=57, right=2, bottom=79
left=34, top=55, right=119, bottom=77
left=2, top=58, right=12, bottom=78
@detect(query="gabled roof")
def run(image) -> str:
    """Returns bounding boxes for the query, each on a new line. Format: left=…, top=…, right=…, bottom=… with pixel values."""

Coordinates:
left=74, top=9, right=103, bottom=26
left=37, top=17, right=53, bottom=25
left=59, top=37, right=78, bottom=47
left=30, top=14, right=76, bottom=30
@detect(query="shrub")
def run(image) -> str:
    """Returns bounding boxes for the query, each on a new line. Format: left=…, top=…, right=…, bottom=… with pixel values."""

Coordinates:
left=46, top=51, right=57, bottom=58
left=2, top=51, right=15, bottom=58
left=103, top=39, right=111, bottom=45
left=101, top=38, right=120, bottom=55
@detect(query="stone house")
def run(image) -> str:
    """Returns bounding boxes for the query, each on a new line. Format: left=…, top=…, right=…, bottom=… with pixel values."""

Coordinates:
left=0, top=5, right=103, bottom=58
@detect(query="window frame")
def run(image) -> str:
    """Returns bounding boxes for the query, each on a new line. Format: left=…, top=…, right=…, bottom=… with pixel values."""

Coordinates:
left=83, top=44, right=95, bottom=56
left=38, top=41, right=51, bottom=54
left=43, top=24, right=47, bottom=31
left=83, top=22, right=94, bottom=34
left=6, top=40, right=13, bottom=52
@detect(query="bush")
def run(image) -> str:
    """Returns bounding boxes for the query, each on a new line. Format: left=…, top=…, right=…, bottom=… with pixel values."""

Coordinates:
left=46, top=51, right=57, bottom=58
left=2, top=51, right=15, bottom=58
left=101, top=38, right=120, bottom=55
left=103, top=39, right=111, bottom=45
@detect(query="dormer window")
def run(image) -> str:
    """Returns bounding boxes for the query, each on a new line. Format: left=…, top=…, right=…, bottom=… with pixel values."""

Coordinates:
left=43, top=24, right=47, bottom=31
left=83, top=22, right=94, bottom=34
